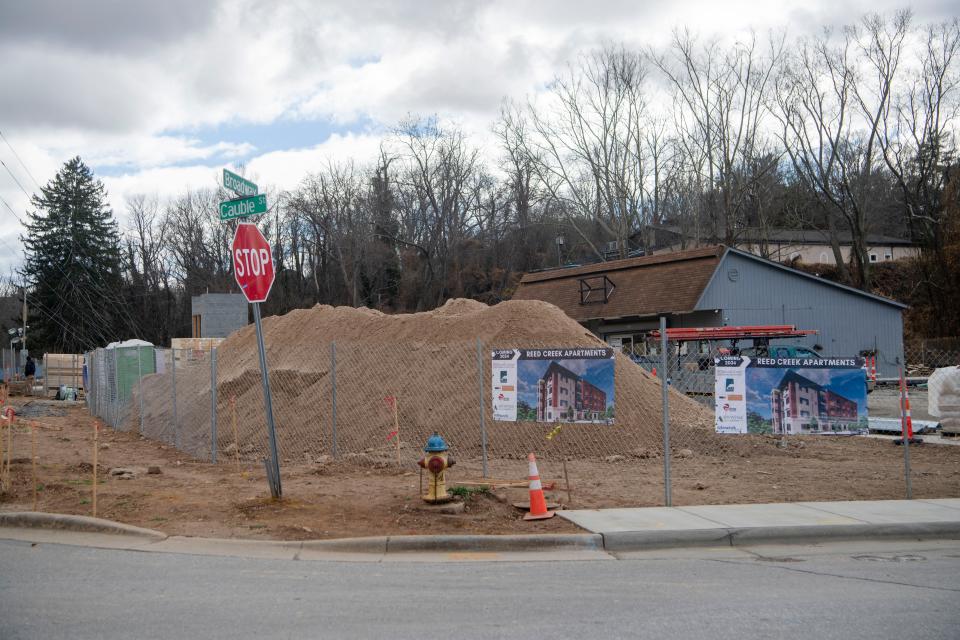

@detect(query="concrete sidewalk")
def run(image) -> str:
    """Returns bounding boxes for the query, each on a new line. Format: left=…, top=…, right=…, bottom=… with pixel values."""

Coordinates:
left=2, top=499, right=959, bottom=559
left=558, top=498, right=960, bottom=550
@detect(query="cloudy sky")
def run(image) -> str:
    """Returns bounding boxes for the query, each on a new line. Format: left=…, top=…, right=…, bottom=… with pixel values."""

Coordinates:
left=0, top=0, right=954, bottom=276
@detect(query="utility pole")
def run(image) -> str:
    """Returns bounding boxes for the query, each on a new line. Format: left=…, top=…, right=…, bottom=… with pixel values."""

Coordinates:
left=21, top=287, right=27, bottom=366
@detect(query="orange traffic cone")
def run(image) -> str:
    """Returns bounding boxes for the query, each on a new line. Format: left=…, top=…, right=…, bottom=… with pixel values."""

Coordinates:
left=524, top=453, right=555, bottom=521
left=895, top=368, right=922, bottom=446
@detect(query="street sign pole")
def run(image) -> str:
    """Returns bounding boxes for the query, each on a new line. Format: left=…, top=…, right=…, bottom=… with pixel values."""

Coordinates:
left=228, top=190, right=279, bottom=499
left=253, top=301, right=282, bottom=498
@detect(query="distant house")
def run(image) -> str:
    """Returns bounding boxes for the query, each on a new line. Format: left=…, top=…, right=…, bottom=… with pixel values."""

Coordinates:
left=771, top=370, right=859, bottom=434
left=643, top=226, right=919, bottom=266
left=537, top=361, right=607, bottom=422
left=513, top=245, right=907, bottom=377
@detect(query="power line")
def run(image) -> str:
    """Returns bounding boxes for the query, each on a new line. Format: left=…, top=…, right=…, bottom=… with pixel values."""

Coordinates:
left=0, top=130, right=42, bottom=191
left=0, top=194, right=26, bottom=225
left=0, top=158, right=32, bottom=200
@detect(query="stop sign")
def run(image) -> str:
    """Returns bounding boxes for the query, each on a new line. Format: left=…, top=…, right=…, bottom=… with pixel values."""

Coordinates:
left=232, top=223, right=275, bottom=303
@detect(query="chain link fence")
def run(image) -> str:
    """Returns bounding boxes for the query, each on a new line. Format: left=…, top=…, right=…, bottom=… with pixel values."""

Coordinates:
left=2, top=348, right=21, bottom=382
left=83, top=325, right=960, bottom=505
left=90, top=341, right=702, bottom=467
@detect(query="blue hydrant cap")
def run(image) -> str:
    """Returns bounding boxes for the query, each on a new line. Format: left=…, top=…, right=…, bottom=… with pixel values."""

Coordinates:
left=424, top=432, right=449, bottom=452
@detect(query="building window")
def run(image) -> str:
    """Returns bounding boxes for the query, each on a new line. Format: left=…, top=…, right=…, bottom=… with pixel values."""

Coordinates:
left=884, top=253, right=892, bottom=260
left=800, top=410, right=810, bottom=417
left=799, top=398, right=809, bottom=406
left=869, top=253, right=878, bottom=262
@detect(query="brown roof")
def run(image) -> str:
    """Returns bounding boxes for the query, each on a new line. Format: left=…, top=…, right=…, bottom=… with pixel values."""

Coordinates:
left=513, top=246, right=724, bottom=322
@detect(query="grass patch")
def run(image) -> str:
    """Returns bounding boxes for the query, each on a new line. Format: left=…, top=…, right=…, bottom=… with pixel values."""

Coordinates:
left=449, top=485, right=491, bottom=500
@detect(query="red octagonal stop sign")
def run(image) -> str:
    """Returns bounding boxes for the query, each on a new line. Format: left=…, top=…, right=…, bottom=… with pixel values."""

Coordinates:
left=232, top=223, right=275, bottom=303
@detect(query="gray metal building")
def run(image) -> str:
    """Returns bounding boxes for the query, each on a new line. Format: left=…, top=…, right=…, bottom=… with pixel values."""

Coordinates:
left=513, top=246, right=906, bottom=377
left=190, top=293, right=248, bottom=338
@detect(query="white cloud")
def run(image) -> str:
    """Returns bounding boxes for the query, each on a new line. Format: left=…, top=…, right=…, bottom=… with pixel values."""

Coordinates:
left=248, top=132, right=385, bottom=191
left=101, top=166, right=222, bottom=222
left=1, top=0, right=951, bottom=273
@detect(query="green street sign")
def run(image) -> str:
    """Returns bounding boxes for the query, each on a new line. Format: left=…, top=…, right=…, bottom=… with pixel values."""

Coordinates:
left=220, top=194, right=267, bottom=220
left=223, top=168, right=258, bottom=197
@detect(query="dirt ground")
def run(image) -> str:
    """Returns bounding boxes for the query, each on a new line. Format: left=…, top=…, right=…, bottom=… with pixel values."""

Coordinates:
left=2, top=398, right=959, bottom=541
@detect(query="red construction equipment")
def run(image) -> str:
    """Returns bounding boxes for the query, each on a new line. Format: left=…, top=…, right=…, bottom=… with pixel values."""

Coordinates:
left=648, top=325, right=818, bottom=342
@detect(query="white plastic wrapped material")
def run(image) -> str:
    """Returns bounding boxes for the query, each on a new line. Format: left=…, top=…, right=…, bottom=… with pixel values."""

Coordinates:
left=927, top=366, right=960, bottom=418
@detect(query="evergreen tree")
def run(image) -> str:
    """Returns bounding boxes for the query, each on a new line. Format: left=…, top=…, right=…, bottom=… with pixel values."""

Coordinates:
left=21, top=157, right=128, bottom=352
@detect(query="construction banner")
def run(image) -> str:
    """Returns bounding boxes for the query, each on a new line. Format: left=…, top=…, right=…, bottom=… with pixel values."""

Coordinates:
left=492, top=348, right=615, bottom=423
left=714, top=355, right=868, bottom=435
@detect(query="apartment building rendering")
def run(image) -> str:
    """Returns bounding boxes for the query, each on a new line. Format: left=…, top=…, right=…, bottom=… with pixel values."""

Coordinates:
left=537, top=361, right=608, bottom=422
left=771, top=370, right=859, bottom=434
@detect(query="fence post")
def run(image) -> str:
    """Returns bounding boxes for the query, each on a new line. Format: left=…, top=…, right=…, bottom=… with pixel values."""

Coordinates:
left=210, top=347, right=218, bottom=463
left=137, top=348, right=144, bottom=434
left=92, top=352, right=98, bottom=416
left=899, top=365, right=913, bottom=500
left=111, top=347, right=120, bottom=429
left=660, top=316, right=672, bottom=507
left=330, top=342, right=338, bottom=458
left=477, top=338, right=488, bottom=478
left=85, top=353, right=92, bottom=414
left=171, top=349, right=179, bottom=449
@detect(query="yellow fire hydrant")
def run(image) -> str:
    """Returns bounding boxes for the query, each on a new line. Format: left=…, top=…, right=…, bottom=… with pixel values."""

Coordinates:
left=417, top=432, right=455, bottom=503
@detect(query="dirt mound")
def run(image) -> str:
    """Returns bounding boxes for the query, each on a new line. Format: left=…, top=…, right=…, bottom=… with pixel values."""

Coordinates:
left=134, top=299, right=731, bottom=462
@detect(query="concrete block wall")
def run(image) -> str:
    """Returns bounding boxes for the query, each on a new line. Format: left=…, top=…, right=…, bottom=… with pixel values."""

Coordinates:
left=191, top=293, right=248, bottom=338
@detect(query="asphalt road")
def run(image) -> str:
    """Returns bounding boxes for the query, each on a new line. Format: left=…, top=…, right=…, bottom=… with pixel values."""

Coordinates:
left=1, top=539, right=958, bottom=640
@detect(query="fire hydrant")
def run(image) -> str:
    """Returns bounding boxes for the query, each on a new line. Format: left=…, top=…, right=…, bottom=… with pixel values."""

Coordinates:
left=418, top=432, right=455, bottom=503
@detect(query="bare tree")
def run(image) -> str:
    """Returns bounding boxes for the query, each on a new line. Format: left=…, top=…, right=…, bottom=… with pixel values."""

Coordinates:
left=774, top=13, right=910, bottom=288
left=514, top=46, right=651, bottom=260
left=392, top=117, right=480, bottom=308
left=651, top=29, right=784, bottom=245
left=879, top=17, right=960, bottom=330
left=288, top=161, right=370, bottom=307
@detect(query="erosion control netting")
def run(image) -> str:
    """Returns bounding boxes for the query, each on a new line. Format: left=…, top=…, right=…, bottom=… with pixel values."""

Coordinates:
left=131, top=299, right=743, bottom=463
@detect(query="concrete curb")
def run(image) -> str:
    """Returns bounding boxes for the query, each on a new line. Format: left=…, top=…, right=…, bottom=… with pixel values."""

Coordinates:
left=602, top=521, right=960, bottom=552
left=0, top=512, right=167, bottom=540
left=300, top=534, right=603, bottom=554
left=2, top=511, right=958, bottom=556
left=385, top=533, right=603, bottom=553
left=300, top=537, right=388, bottom=554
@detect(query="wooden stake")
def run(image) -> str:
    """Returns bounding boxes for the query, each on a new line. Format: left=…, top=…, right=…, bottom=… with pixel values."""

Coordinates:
left=5, top=411, right=13, bottom=490
left=231, top=395, right=240, bottom=473
left=393, top=397, right=401, bottom=467
left=92, top=422, right=99, bottom=518
left=0, top=420, right=5, bottom=493
left=562, top=459, right=572, bottom=506
left=31, top=421, right=37, bottom=511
